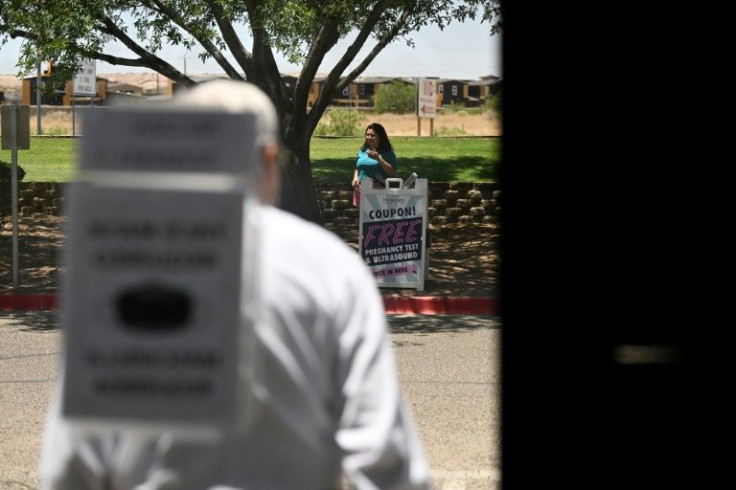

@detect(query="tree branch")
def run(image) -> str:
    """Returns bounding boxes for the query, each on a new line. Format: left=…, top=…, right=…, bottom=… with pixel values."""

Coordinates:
left=149, top=0, right=243, bottom=80
left=96, top=15, right=191, bottom=84
left=204, top=0, right=253, bottom=76
left=84, top=52, right=148, bottom=67
left=243, top=1, right=289, bottom=118
left=337, top=7, right=413, bottom=92
left=289, top=21, right=340, bottom=134
left=308, top=0, right=398, bottom=127
left=0, top=26, right=31, bottom=39
left=321, top=0, right=395, bottom=89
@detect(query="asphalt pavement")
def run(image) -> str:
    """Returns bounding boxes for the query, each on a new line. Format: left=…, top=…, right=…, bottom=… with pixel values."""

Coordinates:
left=0, top=311, right=500, bottom=490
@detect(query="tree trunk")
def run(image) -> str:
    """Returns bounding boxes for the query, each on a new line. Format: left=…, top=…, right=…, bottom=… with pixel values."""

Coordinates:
left=278, top=135, right=322, bottom=224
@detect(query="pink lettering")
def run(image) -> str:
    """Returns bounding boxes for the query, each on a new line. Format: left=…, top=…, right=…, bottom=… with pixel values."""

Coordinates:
left=377, top=223, right=395, bottom=246
left=393, top=221, right=408, bottom=244
left=363, top=219, right=424, bottom=248
left=405, top=219, right=422, bottom=242
left=363, top=225, right=381, bottom=248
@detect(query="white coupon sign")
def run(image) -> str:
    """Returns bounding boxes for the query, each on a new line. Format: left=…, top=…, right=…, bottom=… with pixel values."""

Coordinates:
left=359, top=179, right=428, bottom=291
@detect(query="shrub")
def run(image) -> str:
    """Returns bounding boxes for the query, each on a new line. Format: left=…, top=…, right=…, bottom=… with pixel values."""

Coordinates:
left=0, top=159, right=26, bottom=222
left=372, top=80, right=416, bottom=114
left=314, top=108, right=362, bottom=137
left=486, top=86, right=502, bottom=120
left=433, top=126, right=468, bottom=136
left=441, top=101, right=463, bottom=113
left=44, top=126, right=68, bottom=136
left=0, top=159, right=26, bottom=182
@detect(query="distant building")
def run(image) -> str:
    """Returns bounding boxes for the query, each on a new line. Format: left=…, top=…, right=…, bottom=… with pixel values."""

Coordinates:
left=437, top=79, right=466, bottom=107
left=18, top=70, right=501, bottom=111
left=107, top=82, right=144, bottom=95
left=21, top=75, right=109, bottom=106
left=466, top=79, right=496, bottom=107
left=333, top=77, right=394, bottom=108
left=280, top=72, right=327, bottom=109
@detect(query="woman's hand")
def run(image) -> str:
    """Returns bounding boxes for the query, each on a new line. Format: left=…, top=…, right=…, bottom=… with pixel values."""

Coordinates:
left=367, top=149, right=379, bottom=160
left=352, top=176, right=360, bottom=188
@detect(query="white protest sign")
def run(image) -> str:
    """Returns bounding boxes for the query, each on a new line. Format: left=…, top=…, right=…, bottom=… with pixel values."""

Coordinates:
left=78, top=108, right=258, bottom=175
left=61, top=107, right=258, bottom=431
left=359, top=179, right=428, bottom=290
left=62, top=186, right=244, bottom=428
left=416, top=78, right=437, bottom=118
left=73, top=58, right=97, bottom=95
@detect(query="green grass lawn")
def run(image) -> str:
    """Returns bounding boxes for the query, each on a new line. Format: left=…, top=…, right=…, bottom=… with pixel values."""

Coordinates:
left=1, top=137, right=79, bottom=183
left=311, top=136, right=499, bottom=184
left=2, top=136, right=499, bottom=184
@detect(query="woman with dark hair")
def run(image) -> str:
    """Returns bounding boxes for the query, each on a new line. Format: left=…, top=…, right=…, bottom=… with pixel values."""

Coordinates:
left=352, top=122, right=397, bottom=206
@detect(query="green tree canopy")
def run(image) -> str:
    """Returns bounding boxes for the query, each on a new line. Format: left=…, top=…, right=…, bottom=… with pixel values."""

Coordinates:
left=1, top=0, right=501, bottom=221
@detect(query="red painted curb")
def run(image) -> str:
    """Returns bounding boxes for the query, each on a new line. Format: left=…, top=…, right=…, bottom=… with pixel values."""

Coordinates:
left=382, top=296, right=498, bottom=315
left=0, top=293, right=58, bottom=312
left=1, top=293, right=497, bottom=316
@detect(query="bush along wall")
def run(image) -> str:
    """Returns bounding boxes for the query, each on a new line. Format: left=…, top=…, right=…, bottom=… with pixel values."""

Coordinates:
left=0, top=160, right=26, bottom=222
left=4, top=182, right=501, bottom=228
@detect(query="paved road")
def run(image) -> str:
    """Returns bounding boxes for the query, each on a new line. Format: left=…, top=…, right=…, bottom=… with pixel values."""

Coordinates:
left=0, top=312, right=59, bottom=490
left=0, top=312, right=500, bottom=490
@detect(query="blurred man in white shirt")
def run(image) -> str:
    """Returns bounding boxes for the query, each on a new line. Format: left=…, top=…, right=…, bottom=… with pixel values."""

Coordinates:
left=40, top=79, right=430, bottom=490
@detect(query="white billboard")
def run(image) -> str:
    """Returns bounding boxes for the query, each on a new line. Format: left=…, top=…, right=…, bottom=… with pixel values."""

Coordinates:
left=73, top=58, right=97, bottom=95
left=416, top=78, right=437, bottom=118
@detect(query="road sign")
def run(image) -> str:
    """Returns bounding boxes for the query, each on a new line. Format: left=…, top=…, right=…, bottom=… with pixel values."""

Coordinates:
left=73, top=58, right=97, bottom=95
left=1, top=104, right=30, bottom=150
left=416, top=78, right=437, bottom=118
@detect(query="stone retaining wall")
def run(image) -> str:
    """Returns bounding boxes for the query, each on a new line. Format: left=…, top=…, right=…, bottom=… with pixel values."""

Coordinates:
left=315, top=182, right=501, bottom=226
left=8, top=182, right=501, bottom=226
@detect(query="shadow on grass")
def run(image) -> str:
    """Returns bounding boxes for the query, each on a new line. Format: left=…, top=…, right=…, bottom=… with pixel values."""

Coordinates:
left=311, top=156, right=497, bottom=184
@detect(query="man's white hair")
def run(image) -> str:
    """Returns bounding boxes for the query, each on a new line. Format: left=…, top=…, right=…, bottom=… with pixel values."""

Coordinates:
left=175, top=79, right=280, bottom=150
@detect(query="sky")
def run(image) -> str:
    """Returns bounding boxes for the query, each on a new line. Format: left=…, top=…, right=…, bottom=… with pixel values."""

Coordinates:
left=0, top=18, right=501, bottom=80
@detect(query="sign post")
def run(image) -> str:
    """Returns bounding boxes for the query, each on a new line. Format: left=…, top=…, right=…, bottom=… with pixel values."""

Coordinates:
left=359, top=178, right=429, bottom=291
left=416, top=78, right=437, bottom=137
left=61, top=107, right=260, bottom=435
left=1, top=103, right=30, bottom=291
